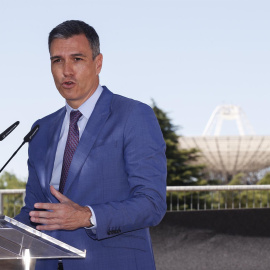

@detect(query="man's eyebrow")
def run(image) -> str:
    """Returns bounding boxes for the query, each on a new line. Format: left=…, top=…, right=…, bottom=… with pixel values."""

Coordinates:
left=71, top=53, right=87, bottom=57
left=50, top=55, right=61, bottom=60
left=50, top=53, right=87, bottom=60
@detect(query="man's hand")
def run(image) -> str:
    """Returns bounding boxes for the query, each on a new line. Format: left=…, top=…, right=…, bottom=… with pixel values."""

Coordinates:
left=29, top=186, right=92, bottom=231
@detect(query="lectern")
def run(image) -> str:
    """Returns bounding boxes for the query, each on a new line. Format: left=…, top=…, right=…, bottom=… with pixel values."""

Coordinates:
left=0, top=215, right=86, bottom=270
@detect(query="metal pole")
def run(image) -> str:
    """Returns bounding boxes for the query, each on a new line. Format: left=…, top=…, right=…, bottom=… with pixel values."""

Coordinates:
left=0, top=193, right=2, bottom=215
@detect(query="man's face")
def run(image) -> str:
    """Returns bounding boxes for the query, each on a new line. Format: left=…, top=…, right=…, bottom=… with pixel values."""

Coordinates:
left=50, top=34, right=103, bottom=109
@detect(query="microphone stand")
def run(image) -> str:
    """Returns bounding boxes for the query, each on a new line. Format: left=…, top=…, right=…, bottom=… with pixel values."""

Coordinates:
left=0, top=125, right=39, bottom=173
left=0, top=141, right=25, bottom=173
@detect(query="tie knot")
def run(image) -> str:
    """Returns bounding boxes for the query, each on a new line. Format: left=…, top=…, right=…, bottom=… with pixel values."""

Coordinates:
left=70, top=110, right=82, bottom=125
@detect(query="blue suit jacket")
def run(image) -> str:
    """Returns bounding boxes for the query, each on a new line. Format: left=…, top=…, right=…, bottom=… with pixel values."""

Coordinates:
left=16, top=87, right=167, bottom=270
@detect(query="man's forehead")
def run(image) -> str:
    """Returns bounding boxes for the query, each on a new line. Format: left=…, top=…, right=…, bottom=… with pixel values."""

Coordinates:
left=50, top=34, right=92, bottom=56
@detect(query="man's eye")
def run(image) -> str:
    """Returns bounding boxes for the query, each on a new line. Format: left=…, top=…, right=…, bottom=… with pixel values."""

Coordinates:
left=75, top=58, right=82, bottom=61
left=52, top=59, right=61, bottom=63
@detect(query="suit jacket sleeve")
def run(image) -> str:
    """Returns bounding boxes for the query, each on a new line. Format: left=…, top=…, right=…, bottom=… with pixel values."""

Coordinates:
left=87, top=102, right=167, bottom=240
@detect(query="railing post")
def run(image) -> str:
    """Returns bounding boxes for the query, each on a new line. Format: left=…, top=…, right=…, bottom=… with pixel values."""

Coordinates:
left=0, top=192, right=2, bottom=215
left=197, top=192, right=199, bottom=210
left=23, top=191, right=26, bottom=206
left=218, top=191, right=220, bottom=210
left=184, top=192, right=186, bottom=211
left=170, top=193, right=172, bottom=211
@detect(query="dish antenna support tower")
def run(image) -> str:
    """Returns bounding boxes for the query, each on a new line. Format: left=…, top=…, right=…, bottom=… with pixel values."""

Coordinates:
left=202, top=105, right=255, bottom=136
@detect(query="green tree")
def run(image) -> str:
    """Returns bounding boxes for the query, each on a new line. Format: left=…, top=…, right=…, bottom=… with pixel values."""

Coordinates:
left=0, top=172, right=26, bottom=189
left=255, top=172, right=270, bottom=208
left=152, top=101, right=204, bottom=186
left=217, top=173, right=269, bottom=209
left=0, top=172, right=26, bottom=217
left=257, top=172, right=270, bottom=185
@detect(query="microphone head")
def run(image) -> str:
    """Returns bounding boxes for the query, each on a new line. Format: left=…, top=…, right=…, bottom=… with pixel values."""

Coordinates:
left=0, top=121, right=20, bottom=141
left=23, top=125, right=40, bottom=143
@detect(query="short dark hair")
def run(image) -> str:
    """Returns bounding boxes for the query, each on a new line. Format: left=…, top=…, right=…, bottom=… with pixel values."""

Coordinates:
left=48, top=20, right=100, bottom=59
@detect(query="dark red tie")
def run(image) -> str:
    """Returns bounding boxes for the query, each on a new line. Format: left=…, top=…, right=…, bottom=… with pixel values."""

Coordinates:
left=59, top=110, right=82, bottom=193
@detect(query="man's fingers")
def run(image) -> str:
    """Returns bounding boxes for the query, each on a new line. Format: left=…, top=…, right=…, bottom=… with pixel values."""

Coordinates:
left=33, top=202, right=60, bottom=210
left=50, top=185, right=70, bottom=203
left=36, top=224, right=61, bottom=231
left=30, top=209, right=57, bottom=218
left=30, top=215, right=62, bottom=225
left=28, top=190, right=87, bottom=230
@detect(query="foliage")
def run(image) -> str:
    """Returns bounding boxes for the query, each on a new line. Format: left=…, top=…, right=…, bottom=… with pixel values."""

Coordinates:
left=257, top=172, right=270, bottom=185
left=0, top=172, right=26, bottom=217
left=0, top=172, right=26, bottom=189
left=213, top=173, right=270, bottom=210
left=152, top=101, right=205, bottom=186
left=228, top=173, right=245, bottom=185
left=255, top=172, right=270, bottom=208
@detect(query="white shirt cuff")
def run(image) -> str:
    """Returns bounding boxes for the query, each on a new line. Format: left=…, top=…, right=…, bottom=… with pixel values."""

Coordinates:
left=85, top=206, right=97, bottom=233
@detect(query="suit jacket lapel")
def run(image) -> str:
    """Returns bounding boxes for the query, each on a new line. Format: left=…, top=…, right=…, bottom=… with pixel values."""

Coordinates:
left=63, top=87, right=113, bottom=195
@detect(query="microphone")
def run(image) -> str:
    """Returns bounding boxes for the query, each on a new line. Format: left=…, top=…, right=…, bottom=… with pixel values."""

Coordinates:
left=24, top=125, right=39, bottom=143
left=0, top=125, right=40, bottom=173
left=0, top=121, right=20, bottom=141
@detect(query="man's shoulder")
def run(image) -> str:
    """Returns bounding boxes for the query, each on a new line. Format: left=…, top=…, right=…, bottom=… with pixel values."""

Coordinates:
left=112, top=93, right=140, bottom=108
left=104, top=86, right=151, bottom=113
left=34, top=107, right=65, bottom=126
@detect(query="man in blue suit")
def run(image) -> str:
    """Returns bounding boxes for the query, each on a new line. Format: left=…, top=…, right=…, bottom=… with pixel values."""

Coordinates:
left=16, top=20, right=167, bottom=270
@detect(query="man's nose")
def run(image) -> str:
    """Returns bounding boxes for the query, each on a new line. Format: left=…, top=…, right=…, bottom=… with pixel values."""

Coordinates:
left=63, top=61, right=74, bottom=77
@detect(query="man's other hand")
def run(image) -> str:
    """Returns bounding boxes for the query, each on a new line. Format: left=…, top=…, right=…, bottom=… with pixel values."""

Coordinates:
left=29, top=186, right=92, bottom=231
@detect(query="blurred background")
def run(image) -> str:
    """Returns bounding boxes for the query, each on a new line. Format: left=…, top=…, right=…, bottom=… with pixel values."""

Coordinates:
left=0, top=0, right=269, bottom=180
left=0, top=2, right=270, bottom=269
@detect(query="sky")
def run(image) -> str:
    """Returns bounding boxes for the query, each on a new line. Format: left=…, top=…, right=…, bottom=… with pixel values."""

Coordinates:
left=0, top=0, right=269, bottom=180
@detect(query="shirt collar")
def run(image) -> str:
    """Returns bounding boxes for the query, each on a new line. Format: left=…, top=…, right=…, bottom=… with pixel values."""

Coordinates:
left=65, top=85, right=103, bottom=120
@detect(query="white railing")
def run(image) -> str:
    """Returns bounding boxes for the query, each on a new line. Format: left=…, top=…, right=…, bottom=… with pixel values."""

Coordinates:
left=167, top=185, right=270, bottom=211
left=1, top=186, right=270, bottom=217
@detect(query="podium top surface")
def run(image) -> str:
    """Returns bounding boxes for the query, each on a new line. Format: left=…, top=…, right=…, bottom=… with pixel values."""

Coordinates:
left=0, top=216, right=86, bottom=260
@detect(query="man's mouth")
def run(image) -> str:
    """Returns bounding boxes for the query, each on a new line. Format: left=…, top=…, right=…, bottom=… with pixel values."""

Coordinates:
left=62, top=81, right=75, bottom=88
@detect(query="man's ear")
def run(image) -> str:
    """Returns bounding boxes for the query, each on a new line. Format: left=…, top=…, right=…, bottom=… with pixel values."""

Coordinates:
left=95, top=53, right=103, bottom=75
